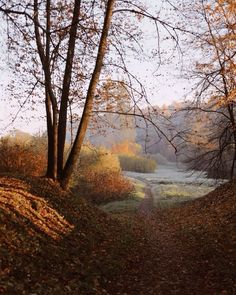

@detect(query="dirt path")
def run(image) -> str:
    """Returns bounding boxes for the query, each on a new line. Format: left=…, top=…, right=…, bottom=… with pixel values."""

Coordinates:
left=108, top=183, right=236, bottom=295
left=138, top=184, right=154, bottom=216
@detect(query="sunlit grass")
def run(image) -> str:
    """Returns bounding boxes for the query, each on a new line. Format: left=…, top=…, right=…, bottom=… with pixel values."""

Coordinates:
left=132, top=178, right=145, bottom=199
left=99, top=199, right=141, bottom=213
left=153, top=183, right=213, bottom=208
left=99, top=172, right=215, bottom=213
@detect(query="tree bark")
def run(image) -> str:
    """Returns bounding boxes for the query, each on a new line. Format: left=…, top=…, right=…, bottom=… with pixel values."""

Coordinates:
left=57, top=0, right=81, bottom=177
left=34, top=0, right=58, bottom=179
left=227, top=104, right=236, bottom=180
left=45, top=0, right=57, bottom=179
left=45, top=91, right=54, bottom=178
left=60, top=0, right=115, bottom=189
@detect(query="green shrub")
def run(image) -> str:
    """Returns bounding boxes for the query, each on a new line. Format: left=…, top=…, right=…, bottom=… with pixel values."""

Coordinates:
left=118, top=154, right=157, bottom=173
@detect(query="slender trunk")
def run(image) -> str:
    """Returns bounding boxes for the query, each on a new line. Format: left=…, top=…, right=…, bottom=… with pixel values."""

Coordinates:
left=45, top=91, right=54, bottom=177
left=45, top=0, right=56, bottom=179
left=34, top=0, right=58, bottom=179
left=227, top=104, right=236, bottom=179
left=60, top=0, right=115, bottom=189
left=52, top=110, right=58, bottom=179
left=45, top=95, right=58, bottom=179
left=57, top=0, right=81, bottom=177
left=44, top=91, right=58, bottom=179
left=230, top=142, right=236, bottom=180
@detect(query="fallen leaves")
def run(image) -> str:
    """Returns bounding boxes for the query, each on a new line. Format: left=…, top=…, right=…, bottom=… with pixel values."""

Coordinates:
left=0, top=175, right=235, bottom=294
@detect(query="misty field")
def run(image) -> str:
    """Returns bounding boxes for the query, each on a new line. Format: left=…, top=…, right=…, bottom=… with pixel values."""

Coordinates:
left=100, top=164, right=220, bottom=213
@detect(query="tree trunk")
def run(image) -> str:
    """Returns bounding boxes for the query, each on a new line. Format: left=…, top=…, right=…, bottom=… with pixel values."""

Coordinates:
left=230, top=141, right=236, bottom=180
left=45, top=91, right=55, bottom=178
left=57, top=0, right=81, bottom=177
left=60, top=0, right=115, bottom=189
left=227, top=104, right=236, bottom=180
left=45, top=0, right=58, bottom=179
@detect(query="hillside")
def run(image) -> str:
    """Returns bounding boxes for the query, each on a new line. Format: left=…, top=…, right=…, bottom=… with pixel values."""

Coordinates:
left=0, top=175, right=140, bottom=294
left=0, top=175, right=235, bottom=294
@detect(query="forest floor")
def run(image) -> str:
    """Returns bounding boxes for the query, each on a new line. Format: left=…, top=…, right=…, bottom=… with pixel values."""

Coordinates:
left=0, top=174, right=236, bottom=294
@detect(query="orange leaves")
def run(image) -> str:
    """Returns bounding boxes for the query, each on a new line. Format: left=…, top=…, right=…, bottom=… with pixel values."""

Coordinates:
left=76, top=169, right=134, bottom=204
left=0, top=136, right=47, bottom=176
left=111, top=140, right=141, bottom=156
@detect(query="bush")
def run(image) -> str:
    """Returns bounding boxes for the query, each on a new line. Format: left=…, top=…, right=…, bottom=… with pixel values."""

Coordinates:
left=0, top=136, right=47, bottom=176
left=73, top=145, right=134, bottom=204
left=78, top=145, right=120, bottom=173
left=76, top=169, right=134, bottom=204
left=118, top=155, right=157, bottom=173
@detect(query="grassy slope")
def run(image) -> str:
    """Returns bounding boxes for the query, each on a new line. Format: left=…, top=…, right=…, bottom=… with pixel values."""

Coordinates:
left=0, top=175, right=235, bottom=294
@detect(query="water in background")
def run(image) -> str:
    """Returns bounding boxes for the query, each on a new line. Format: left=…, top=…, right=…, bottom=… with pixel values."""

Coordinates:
left=125, top=164, right=224, bottom=208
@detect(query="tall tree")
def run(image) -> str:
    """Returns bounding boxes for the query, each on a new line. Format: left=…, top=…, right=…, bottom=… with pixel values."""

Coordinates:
left=0, top=0, right=181, bottom=188
left=178, top=0, right=236, bottom=179
left=0, top=0, right=116, bottom=188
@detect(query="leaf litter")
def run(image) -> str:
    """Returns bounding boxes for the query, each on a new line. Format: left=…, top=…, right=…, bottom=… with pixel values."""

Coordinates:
left=0, top=175, right=235, bottom=294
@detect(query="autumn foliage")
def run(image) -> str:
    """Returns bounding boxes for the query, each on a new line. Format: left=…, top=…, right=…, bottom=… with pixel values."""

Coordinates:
left=111, top=141, right=141, bottom=156
left=0, top=174, right=235, bottom=294
left=76, top=169, right=134, bottom=204
left=73, top=145, right=134, bottom=204
left=0, top=136, right=47, bottom=176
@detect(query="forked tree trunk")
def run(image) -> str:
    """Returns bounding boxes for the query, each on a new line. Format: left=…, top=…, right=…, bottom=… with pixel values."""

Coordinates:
left=2, top=0, right=115, bottom=187
left=60, top=0, right=115, bottom=189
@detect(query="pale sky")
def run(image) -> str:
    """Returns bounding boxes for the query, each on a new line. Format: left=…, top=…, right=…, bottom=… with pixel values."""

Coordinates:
left=0, top=1, right=194, bottom=135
